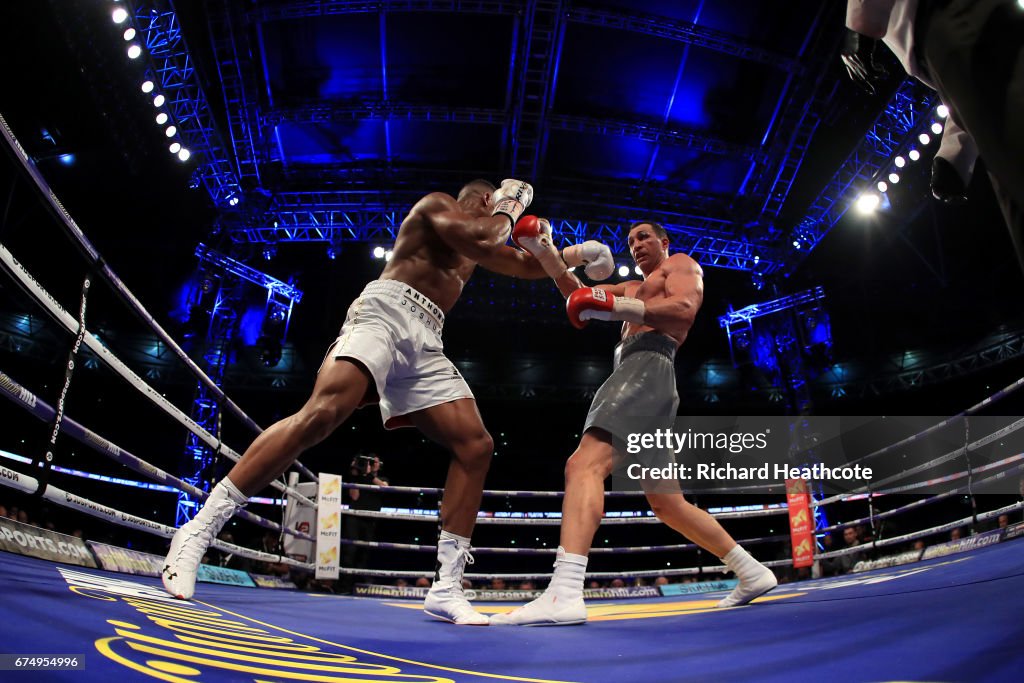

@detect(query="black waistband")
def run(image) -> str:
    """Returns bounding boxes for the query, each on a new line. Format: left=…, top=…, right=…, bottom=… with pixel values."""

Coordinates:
left=615, top=332, right=678, bottom=362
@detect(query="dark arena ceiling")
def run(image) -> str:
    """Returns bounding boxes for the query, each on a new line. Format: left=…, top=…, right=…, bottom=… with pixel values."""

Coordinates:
left=0, top=0, right=1023, bottom=423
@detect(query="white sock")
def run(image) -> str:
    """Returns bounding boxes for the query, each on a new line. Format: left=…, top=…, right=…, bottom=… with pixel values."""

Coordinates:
left=193, top=479, right=247, bottom=523
left=439, top=529, right=471, bottom=548
left=549, top=546, right=588, bottom=601
left=721, top=545, right=764, bottom=582
left=218, top=477, right=249, bottom=504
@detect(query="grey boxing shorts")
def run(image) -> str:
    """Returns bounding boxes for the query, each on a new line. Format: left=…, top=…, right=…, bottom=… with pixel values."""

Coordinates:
left=584, top=331, right=680, bottom=473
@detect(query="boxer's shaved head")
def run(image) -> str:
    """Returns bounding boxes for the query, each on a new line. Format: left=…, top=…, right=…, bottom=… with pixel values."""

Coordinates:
left=458, top=179, right=496, bottom=201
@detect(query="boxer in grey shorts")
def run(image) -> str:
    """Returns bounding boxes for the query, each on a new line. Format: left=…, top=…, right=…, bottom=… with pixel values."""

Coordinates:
left=584, top=331, right=680, bottom=461
left=493, top=220, right=777, bottom=627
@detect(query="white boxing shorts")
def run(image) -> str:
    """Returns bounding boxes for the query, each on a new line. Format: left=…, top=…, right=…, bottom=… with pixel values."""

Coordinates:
left=321, top=279, right=473, bottom=429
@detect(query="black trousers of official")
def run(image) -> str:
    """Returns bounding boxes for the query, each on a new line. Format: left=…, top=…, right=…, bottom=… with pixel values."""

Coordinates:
left=918, top=0, right=1024, bottom=271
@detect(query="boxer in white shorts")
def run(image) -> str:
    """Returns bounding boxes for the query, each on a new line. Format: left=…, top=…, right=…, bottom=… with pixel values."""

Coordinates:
left=162, top=179, right=616, bottom=625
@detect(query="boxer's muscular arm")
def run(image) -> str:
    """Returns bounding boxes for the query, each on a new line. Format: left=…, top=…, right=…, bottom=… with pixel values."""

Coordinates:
left=595, top=283, right=628, bottom=296
left=476, top=246, right=550, bottom=279
left=420, top=193, right=512, bottom=260
left=478, top=247, right=586, bottom=296
left=643, top=255, right=703, bottom=331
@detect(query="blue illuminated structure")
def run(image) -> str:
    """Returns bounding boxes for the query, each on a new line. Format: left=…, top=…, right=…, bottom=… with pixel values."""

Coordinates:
left=129, top=0, right=243, bottom=208
left=197, top=0, right=836, bottom=275
left=785, top=79, right=938, bottom=265
left=719, top=287, right=830, bottom=414
left=175, top=246, right=303, bottom=526
left=120, top=2, right=937, bottom=281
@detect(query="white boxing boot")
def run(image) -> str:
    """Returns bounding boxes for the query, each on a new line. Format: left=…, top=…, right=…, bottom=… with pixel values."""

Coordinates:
left=162, top=478, right=247, bottom=599
left=423, top=531, right=489, bottom=625
left=716, top=545, right=778, bottom=608
left=491, top=546, right=588, bottom=626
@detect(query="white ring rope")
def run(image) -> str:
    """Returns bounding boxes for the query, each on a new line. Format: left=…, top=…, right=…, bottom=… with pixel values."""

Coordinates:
left=341, top=532, right=790, bottom=555
left=814, top=501, right=1024, bottom=561
left=0, top=369, right=314, bottom=540
left=344, top=480, right=787, bottom=497
left=0, top=462, right=310, bottom=569
left=0, top=243, right=316, bottom=511
left=841, top=380, right=1024, bottom=469
left=2, top=454, right=1018, bottom=582
left=0, top=112, right=270, bottom=440
left=343, top=506, right=788, bottom=524
left=819, top=457, right=1024, bottom=533
left=817, top=417, right=1024, bottom=506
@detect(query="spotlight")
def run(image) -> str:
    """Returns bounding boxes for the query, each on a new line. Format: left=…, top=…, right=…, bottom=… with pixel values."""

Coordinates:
left=931, top=122, right=943, bottom=135
left=127, top=44, right=142, bottom=59
left=165, top=125, right=177, bottom=137
left=937, top=104, right=949, bottom=118
left=634, top=265, right=643, bottom=275
left=372, top=246, right=385, bottom=259
left=919, top=133, right=931, bottom=145
left=908, top=149, right=921, bottom=162
left=617, top=265, right=630, bottom=278
left=888, top=173, right=900, bottom=184
left=793, top=239, right=802, bottom=250
left=262, top=245, right=278, bottom=262
left=384, top=250, right=394, bottom=262
left=141, top=80, right=154, bottom=93
left=153, top=94, right=165, bottom=107
left=877, top=181, right=888, bottom=193
left=123, top=28, right=136, bottom=41
left=855, top=193, right=880, bottom=214
left=177, top=148, right=191, bottom=161
left=267, top=301, right=287, bottom=322
left=112, top=7, right=129, bottom=24
left=57, top=154, right=76, bottom=166
left=156, top=112, right=168, bottom=125
left=326, top=245, right=340, bottom=260
left=169, top=141, right=181, bottom=154
left=228, top=196, right=240, bottom=206
left=256, top=335, right=283, bottom=368
left=894, top=156, right=906, bottom=168
left=753, top=255, right=760, bottom=264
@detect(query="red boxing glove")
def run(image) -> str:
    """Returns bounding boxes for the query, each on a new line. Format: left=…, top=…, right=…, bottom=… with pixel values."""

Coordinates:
left=513, top=215, right=567, bottom=279
left=512, top=214, right=552, bottom=251
left=566, top=287, right=645, bottom=329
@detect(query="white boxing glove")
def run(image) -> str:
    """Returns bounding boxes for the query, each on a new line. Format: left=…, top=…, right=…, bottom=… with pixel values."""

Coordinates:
left=562, top=240, right=615, bottom=281
left=491, top=178, right=534, bottom=229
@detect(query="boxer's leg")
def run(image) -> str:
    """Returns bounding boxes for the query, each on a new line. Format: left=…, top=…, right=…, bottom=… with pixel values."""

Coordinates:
left=643, top=486, right=777, bottom=608
left=492, top=430, right=615, bottom=626
left=162, top=356, right=373, bottom=600
left=228, top=358, right=373, bottom=494
left=411, top=398, right=493, bottom=625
